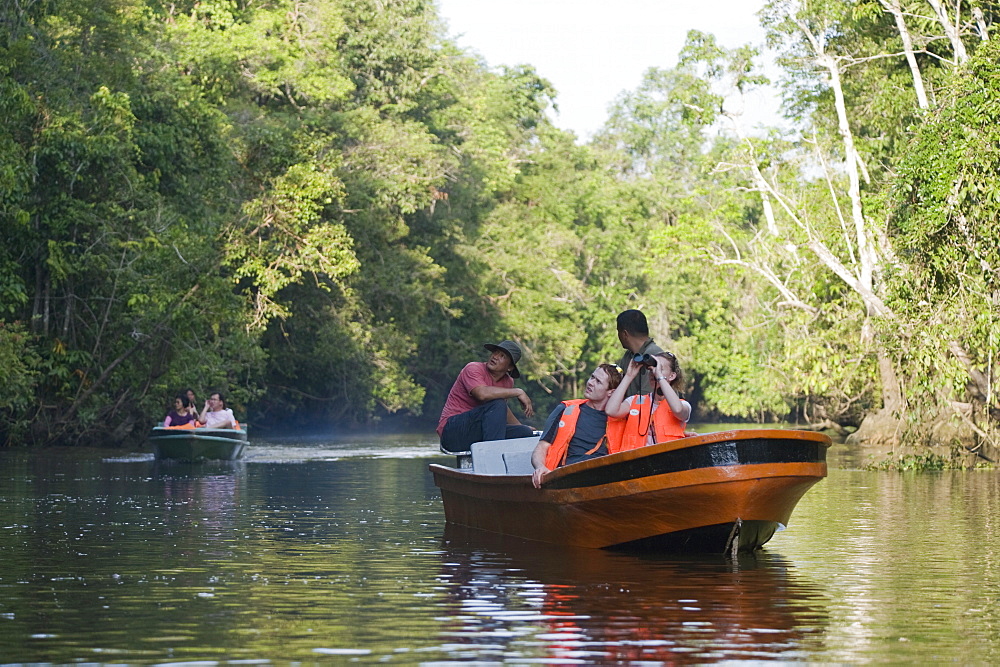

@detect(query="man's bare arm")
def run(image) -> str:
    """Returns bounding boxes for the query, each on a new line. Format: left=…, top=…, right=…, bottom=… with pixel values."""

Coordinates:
left=470, top=385, right=534, bottom=418
left=531, top=440, right=552, bottom=489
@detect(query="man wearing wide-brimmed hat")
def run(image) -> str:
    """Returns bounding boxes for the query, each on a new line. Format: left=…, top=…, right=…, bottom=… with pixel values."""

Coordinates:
left=437, top=340, right=535, bottom=453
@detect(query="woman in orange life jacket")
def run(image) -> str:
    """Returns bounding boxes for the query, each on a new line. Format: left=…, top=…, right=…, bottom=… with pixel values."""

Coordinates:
left=530, top=363, right=624, bottom=489
left=604, top=352, right=691, bottom=450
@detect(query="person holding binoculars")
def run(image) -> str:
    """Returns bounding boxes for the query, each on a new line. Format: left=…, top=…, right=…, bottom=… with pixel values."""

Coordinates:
left=615, top=309, right=665, bottom=397
left=604, top=352, right=691, bottom=450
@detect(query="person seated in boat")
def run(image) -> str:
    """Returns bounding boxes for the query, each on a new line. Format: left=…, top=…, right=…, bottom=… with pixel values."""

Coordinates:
left=530, top=363, right=624, bottom=488
left=199, top=392, right=237, bottom=429
left=605, top=352, right=691, bottom=450
left=184, top=388, right=201, bottom=421
left=615, top=309, right=665, bottom=397
left=438, top=340, right=536, bottom=453
left=163, top=394, right=198, bottom=427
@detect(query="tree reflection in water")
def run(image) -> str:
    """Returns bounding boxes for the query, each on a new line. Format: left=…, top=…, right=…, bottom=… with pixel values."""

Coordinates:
left=438, top=525, right=828, bottom=662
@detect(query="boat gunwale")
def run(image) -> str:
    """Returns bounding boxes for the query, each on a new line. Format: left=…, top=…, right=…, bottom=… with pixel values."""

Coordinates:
left=149, top=427, right=247, bottom=444
left=150, top=434, right=247, bottom=446
left=547, top=429, right=829, bottom=481
left=430, top=429, right=831, bottom=487
left=430, top=462, right=828, bottom=515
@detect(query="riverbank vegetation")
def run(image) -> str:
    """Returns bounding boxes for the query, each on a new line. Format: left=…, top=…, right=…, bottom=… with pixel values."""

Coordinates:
left=1, top=0, right=997, bottom=465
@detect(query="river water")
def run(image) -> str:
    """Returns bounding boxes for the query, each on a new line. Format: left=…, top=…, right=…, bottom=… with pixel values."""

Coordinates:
left=1, top=429, right=999, bottom=663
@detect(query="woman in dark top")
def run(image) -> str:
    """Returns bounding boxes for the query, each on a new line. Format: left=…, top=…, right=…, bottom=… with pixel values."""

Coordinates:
left=164, top=395, right=197, bottom=427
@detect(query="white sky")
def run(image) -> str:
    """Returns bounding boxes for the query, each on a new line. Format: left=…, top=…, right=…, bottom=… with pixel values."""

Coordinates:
left=436, top=0, right=783, bottom=141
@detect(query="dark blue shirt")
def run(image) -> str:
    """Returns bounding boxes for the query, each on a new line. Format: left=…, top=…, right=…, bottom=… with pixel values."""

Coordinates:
left=540, top=402, right=609, bottom=465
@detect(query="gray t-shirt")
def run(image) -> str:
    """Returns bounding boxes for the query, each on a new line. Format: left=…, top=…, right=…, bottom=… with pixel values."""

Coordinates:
left=540, top=403, right=609, bottom=465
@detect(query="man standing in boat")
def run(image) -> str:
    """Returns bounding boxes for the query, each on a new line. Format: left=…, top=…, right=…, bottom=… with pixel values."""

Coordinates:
left=438, top=340, right=536, bottom=453
left=615, top=309, right=664, bottom=397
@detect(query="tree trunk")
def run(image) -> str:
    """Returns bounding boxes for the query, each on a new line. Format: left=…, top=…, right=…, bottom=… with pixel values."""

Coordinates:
left=925, top=0, right=969, bottom=64
left=845, top=348, right=904, bottom=447
left=948, top=339, right=993, bottom=403
left=821, top=51, right=875, bottom=294
left=972, top=7, right=989, bottom=41
left=881, top=0, right=930, bottom=109
left=791, top=20, right=890, bottom=321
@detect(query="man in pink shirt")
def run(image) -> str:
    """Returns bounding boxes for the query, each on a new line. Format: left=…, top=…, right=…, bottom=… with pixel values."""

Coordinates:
left=438, top=340, right=536, bottom=453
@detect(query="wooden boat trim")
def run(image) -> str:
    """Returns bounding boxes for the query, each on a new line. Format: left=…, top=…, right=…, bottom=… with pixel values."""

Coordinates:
left=431, top=460, right=825, bottom=504
left=544, top=428, right=829, bottom=482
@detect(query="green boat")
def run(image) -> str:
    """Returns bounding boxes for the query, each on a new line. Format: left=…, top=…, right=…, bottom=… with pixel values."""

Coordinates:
left=149, top=426, right=248, bottom=461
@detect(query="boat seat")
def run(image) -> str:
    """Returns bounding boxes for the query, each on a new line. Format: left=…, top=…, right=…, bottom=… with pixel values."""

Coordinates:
left=501, top=450, right=534, bottom=475
left=471, top=436, right=540, bottom=475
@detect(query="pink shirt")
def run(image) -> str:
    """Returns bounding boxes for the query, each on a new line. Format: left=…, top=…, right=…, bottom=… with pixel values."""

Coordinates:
left=437, top=362, right=514, bottom=435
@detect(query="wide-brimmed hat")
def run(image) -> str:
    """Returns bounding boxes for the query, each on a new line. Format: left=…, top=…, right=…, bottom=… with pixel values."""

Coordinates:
left=483, top=340, right=522, bottom=378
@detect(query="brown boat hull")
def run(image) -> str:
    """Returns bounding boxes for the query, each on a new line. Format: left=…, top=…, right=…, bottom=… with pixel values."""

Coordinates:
left=430, top=429, right=830, bottom=553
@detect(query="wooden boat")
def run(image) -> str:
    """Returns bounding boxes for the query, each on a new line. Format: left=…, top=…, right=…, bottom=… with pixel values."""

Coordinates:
left=429, top=429, right=831, bottom=554
left=149, top=426, right=248, bottom=462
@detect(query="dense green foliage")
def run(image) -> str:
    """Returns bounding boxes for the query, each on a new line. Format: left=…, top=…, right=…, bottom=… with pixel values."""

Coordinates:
left=885, top=38, right=1000, bottom=430
left=0, top=0, right=997, bottom=451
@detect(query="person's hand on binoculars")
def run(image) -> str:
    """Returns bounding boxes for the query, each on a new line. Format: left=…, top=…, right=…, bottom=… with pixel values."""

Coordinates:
left=624, top=359, right=645, bottom=378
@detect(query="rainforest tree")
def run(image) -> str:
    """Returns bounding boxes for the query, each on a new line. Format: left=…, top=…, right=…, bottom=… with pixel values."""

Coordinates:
left=0, top=0, right=997, bottom=463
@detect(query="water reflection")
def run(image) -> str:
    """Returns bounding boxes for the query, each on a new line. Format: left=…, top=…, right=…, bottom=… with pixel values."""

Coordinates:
left=438, top=526, right=828, bottom=662
left=154, top=462, right=245, bottom=559
left=6, top=440, right=1000, bottom=663
left=778, top=468, right=1000, bottom=662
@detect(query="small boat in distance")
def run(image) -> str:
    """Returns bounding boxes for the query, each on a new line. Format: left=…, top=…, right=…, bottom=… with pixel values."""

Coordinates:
left=429, top=429, right=831, bottom=555
left=149, top=426, right=248, bottom=462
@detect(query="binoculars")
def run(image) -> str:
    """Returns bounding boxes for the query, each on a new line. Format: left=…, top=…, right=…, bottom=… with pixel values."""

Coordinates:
left=633, top=353, right=658, bottom=367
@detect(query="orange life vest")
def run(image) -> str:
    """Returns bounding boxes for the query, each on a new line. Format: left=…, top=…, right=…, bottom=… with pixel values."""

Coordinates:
left=619, top=393, right=687, bottom=451
left=165, top=420, right=241, bottom=430
left=543, top=399, right=626, bottom=469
